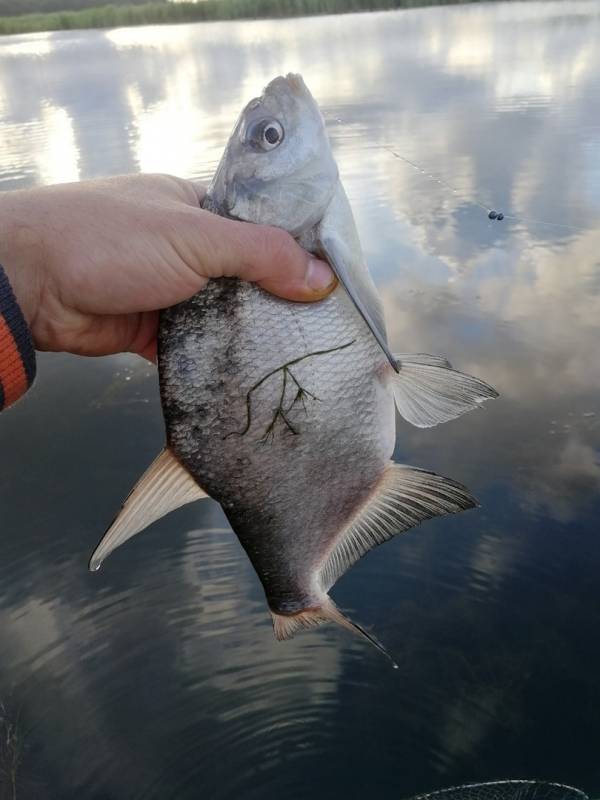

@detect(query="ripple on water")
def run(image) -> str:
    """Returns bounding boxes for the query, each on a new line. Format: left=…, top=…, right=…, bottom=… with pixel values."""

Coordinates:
left=2, top=2, right=600, bottom=796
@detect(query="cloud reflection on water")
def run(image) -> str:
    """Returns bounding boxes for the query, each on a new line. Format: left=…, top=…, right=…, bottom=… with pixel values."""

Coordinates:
left=1, top=2, right=600, bottom=797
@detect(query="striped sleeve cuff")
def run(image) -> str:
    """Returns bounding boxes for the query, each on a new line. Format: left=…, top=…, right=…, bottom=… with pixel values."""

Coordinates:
left=0, top=262, right=36, bottom=410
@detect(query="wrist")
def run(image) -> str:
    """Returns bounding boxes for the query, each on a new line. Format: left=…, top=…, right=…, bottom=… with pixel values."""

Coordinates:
left=0, top=262, right=37, bottom=410
left=0, top=190, right=44, bottom=328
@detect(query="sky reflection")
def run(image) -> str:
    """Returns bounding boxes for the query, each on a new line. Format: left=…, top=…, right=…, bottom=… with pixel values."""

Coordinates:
left=1, top=2, right=600, bottom=798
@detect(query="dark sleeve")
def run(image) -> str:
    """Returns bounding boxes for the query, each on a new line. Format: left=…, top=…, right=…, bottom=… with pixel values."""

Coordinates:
left=0, top=262, right=36, bottom=411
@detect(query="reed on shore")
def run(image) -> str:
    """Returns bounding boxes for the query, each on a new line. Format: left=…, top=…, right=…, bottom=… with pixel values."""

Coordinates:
left=0, top=0, right=479, bottom=36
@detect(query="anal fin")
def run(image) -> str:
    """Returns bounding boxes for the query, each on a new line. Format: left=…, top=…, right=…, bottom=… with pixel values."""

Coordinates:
left=393, top=353, right=498, bottom=428
left=320, top=463, right=476, bottom=592
left=89, top=448, right=207, bottom=572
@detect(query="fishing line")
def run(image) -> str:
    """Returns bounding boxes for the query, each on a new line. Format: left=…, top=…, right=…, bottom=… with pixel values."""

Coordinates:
left=381, top=145, right=587, bottom=234
left=326, top=111, right=591, bottom=233
left=383, top=146, right=493, bottom=215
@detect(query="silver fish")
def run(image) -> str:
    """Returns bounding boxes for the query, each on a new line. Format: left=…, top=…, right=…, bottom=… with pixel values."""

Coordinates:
left=90, top=74, right=497, bottom=662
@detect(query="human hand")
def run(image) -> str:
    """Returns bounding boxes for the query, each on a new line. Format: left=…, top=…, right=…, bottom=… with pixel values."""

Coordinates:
left=0, top=174, right=335, bottom=361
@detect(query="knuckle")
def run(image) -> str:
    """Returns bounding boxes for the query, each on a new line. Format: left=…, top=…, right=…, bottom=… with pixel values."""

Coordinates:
left=148, top=173, right=199, bottom=204
left=261, top=226, right=296, bottom=267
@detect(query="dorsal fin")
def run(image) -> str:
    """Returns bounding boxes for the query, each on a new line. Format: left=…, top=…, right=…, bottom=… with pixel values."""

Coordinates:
left=89, top=448, right=207, bottom=572
left=319, top=463, right=476, bottom=592
left=392, top=353, right=498, bottom=428
left=394, top=352, right=452, bottom=369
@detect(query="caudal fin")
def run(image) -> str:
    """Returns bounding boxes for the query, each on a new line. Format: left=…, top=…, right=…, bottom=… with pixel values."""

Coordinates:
left=393, top=353, right=498, bottom=428
left=270, top=597, right=398, bottom=668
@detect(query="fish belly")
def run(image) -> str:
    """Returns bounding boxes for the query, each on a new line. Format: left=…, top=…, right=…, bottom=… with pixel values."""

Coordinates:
left=158, top=278, right=395, bottom=613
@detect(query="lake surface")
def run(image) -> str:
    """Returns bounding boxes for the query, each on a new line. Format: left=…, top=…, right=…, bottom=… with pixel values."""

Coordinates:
left=1, top=1, right=600, bottom=797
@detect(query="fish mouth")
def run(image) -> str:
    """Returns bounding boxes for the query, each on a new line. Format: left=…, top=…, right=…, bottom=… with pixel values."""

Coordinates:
left=264, top=72, right=309, bottom=100
left=281, top=73, right=308, bottom=95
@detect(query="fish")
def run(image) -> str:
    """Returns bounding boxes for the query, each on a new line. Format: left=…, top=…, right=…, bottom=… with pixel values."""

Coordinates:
left=90, top=74, right=498, bottom=662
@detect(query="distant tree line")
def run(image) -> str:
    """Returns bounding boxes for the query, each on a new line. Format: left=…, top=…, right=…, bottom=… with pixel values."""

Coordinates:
left=0, top=0, right=483, bottom=35
left=0, top=0, right=161, bottom=16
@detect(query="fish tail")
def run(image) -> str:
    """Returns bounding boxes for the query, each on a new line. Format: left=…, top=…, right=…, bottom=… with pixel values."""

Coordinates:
left=270, top=597, right=398, bottom=668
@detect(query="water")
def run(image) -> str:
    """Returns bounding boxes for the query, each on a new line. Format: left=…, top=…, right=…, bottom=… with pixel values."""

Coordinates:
left=1, top=1, right=600, bottom=797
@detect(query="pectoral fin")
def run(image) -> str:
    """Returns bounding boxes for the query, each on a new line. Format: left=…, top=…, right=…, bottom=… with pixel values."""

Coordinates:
left=89, top=448, right=207, bottom=572
left=393, top=354, right=498, bottom=427
left=319, top=230, right=398, bottom=372
left=316, top=182, right=398, bottom=372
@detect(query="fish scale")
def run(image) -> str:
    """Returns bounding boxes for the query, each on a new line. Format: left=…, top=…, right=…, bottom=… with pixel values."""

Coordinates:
left=159, top=278, right=392, bottom=613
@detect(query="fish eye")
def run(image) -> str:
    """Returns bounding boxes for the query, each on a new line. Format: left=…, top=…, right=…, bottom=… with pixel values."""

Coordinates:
left=246, top=118, right=284, bottom=151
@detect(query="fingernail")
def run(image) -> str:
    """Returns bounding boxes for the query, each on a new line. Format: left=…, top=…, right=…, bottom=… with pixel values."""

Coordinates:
left=306, top=258, right=335, bottom=292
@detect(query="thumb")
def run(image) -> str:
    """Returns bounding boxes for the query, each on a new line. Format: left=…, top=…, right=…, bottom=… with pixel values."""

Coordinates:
left=199, top=213, right=337, bottom=302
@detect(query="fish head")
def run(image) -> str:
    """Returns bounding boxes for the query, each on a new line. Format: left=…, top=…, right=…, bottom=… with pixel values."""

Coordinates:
left=208, top=73, right=399, bottom=371
left=207, top=73, right=339, bottom=236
